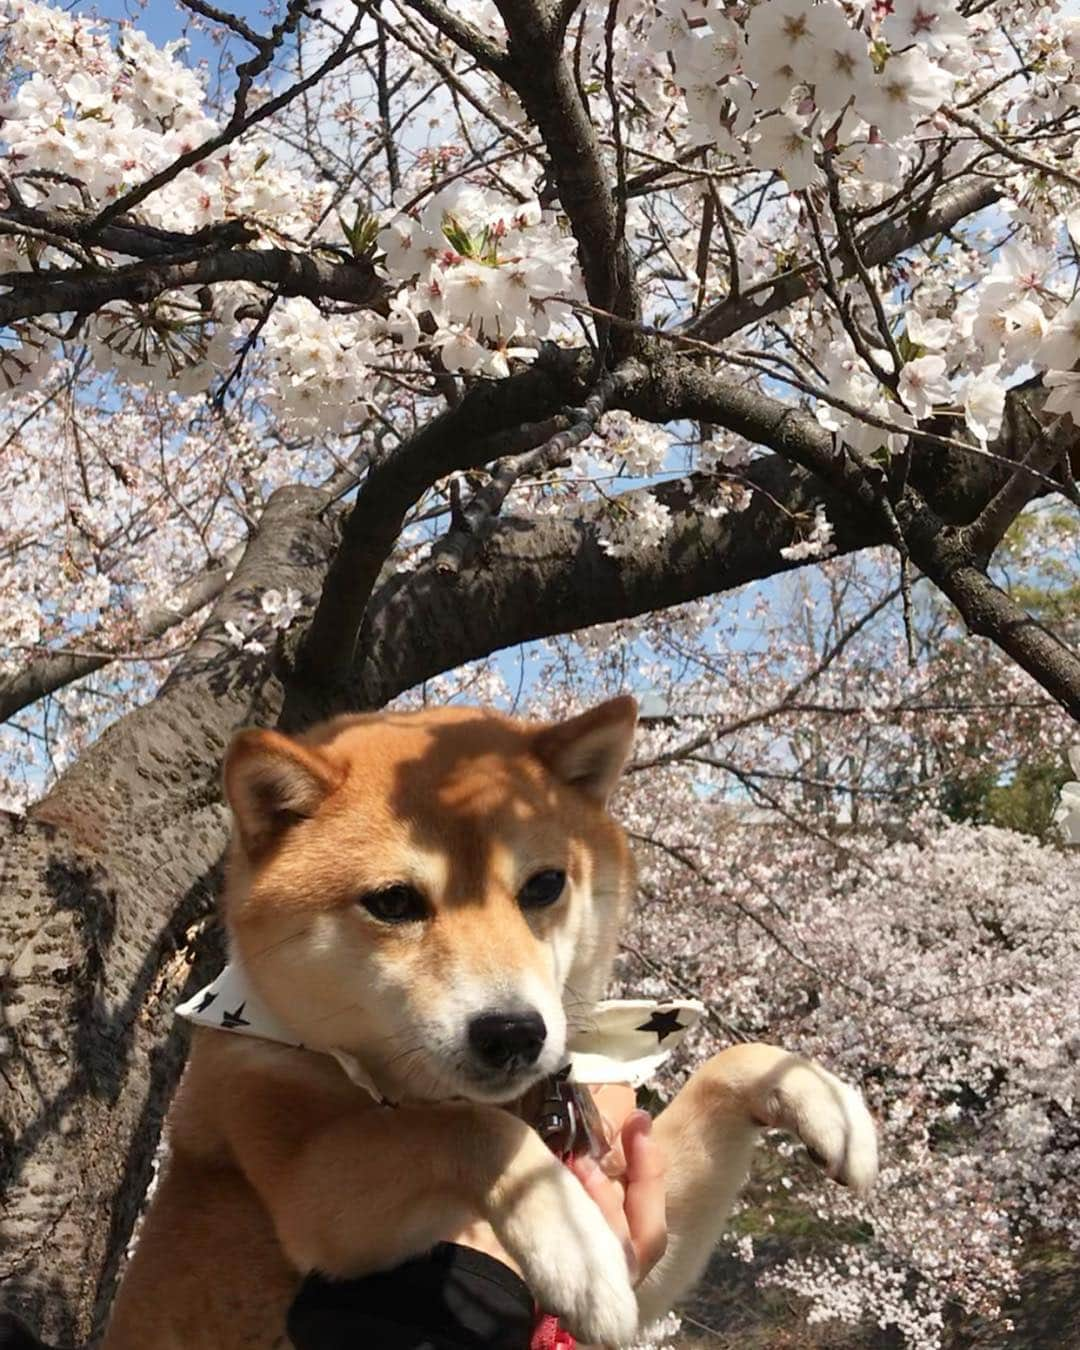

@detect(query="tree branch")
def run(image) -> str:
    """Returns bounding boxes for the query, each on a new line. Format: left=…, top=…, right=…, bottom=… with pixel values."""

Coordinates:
left=380, top=10, right=530, bottom=150
left=945, top=107, right=1080, bottom=195
left=960, top=406, right=1072, bottom=562
left=493, top=0, right=636, bottom=326
left=288, top=347, right=597, bottom=710
left=898, top=486, right=1080, bottom=719
left=427, top=429, right=567, bottom=575
left=688, top=178, right=1001, bottom=343
left=0, top=546, right=244, bottom=724
left=0, top=244, right=387, bottom=329
left=178, top=0, right=264, bottom=46
left=428, top=370, right=618, bottom=574
left=0, top=202, right=256, bottom=261
left=350, top=454, right=889, bottom=707
left=87, top=3, right=369, bottom=234
left=621, top=355, right=1080, bottom=718
left=630, top=583, right=905, bottom=771
left=399, top=0, right=513, bottom=77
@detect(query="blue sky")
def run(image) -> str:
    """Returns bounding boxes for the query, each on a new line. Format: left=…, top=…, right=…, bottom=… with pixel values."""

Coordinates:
left=73, top=1, right=267, bottom=79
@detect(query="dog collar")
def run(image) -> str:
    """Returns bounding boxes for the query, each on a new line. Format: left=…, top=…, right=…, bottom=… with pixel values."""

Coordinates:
left=176, top=963, right=704, bottom=1101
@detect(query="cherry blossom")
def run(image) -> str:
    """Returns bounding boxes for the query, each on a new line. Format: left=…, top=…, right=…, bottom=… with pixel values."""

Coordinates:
left=599, top=495, right=674, bottom=558
left=1, top=1, right=1079, bottom=1343
left=899, top=356, right=953, bottom=421
left=749, top=114, right=817, bottom=189
left=963, top=367, right=1006, bottom=444
left=855, top=49, right=955, bottom=143
left=1043, top=370, right=1080, bottom=422
left=1038, top=297, right=1080, bottom=372
left=880, top=0, right=970, bottom=57
left=780, top=502, right=837, bottom=561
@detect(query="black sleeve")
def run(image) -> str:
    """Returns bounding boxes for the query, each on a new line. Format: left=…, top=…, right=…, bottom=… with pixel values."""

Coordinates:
left=286, top=1243, right=536, bottom=1350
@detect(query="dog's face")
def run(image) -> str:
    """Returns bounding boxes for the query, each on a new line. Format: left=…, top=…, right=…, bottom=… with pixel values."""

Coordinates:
left=222, top=698, right=637, bottom=1104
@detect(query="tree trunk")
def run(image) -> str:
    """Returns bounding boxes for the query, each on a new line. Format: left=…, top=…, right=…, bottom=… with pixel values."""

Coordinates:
left=0, top=486, right=336, bottom=1343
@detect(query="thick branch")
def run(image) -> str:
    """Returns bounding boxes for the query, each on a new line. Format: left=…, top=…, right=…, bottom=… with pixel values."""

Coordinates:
left=961, top=406, right=1070, bottom=561
left=351, top=455, right=889, bottom=707
left=624, top=356, right=1080, bottom=718
left=290, top=348, right=595, bottom=708
left=898, top=488, right=1080, bottom=719
left=0, top=245, right=387, bottom=329
left=0, top=203, right=256, bottom=261
left=399, top=0, right=513, bottom=77
left=493, top=0, right=635, bottom=323
left=428, top=371, right=618, bottom=574
left=4, top=484, right=338, bottom=1340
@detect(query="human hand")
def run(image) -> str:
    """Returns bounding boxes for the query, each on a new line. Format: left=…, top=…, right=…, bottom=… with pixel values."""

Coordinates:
left=567, top=1087, right=667, bottom=1285
left=442, top=1084, right=667, bottom=1288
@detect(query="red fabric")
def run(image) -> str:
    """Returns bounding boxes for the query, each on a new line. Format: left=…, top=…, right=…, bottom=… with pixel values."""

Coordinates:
left=530, top=1313, right=576, bottom=1349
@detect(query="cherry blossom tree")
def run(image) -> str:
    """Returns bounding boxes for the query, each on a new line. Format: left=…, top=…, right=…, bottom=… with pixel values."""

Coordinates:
left=1, top=1, right=1078, bottom=1346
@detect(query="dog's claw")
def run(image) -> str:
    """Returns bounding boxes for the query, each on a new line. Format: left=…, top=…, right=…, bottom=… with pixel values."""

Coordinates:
left=755, top=1058, right=879, bottom=1197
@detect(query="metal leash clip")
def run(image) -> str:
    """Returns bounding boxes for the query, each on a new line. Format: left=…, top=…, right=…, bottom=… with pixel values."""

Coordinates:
left=534, top=1065, right=609, bottom=1161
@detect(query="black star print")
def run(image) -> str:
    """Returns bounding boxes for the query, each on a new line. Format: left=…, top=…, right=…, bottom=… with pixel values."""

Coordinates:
left=221, top=1002, right=250, bottom=1029
left=635, top=1008, right=685, bottom=1043
left=194, top=991, right=217, bottom=1013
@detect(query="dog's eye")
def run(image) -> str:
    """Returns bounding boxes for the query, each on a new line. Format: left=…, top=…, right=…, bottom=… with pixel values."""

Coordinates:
left=359, top=884, right=427, bottom=924
left=518, top=869, right=567, bottom=910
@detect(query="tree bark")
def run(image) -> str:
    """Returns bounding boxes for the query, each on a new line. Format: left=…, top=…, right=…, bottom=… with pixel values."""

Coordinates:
left=0, top=486, right=337, bottom=1342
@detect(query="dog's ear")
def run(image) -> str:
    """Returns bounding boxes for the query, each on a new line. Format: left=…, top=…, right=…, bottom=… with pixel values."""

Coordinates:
left=224, top=729, right=342, bottom=854
left=533, top=695, right=638, bottom=804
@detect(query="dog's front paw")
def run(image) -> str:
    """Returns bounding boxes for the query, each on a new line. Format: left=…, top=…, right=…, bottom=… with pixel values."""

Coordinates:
left=495, top=1156, right=639, bottom=1346
left=747, top=1050, right=878, bottom=1195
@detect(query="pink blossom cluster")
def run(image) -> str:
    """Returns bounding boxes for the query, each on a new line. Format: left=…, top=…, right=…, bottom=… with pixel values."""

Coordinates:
left=1, top=0, right=1080, bottom=542
left=616, top=784, right=1078, bottom=1348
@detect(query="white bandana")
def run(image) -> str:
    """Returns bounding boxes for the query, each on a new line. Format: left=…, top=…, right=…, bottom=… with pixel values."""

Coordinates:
left=176, top=963, right=705, bottom=1102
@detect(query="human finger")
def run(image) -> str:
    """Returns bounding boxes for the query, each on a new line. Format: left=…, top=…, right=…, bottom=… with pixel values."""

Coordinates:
left=621, top=1111, right=667, bottom=1279
left=589, top=1084, right=635, bottom=1177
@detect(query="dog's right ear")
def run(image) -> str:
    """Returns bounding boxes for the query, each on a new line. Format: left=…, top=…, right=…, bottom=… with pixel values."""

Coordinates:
left=533, top=695, right=638, bottom=805
left=224, top=729, right=342, bottom=855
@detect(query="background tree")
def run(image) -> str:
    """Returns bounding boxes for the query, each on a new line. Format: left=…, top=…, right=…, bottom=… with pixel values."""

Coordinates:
left=0, top=2, right=1078, bottom=1346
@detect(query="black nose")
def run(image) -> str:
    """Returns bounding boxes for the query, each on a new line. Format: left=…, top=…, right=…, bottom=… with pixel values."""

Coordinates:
left=467, top=1010, right=547, bottom=1071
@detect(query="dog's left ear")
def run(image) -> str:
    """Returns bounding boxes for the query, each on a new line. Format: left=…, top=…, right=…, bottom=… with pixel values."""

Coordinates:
left=533, top=695, right=638, bottom=804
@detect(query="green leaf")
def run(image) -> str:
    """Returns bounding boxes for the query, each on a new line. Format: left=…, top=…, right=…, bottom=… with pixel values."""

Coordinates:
left=339, top=205, right=380, bottom=260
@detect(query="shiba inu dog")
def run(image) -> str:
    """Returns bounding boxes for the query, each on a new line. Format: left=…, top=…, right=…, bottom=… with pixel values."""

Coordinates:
left=102, top=696, right=877, bottom=1349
